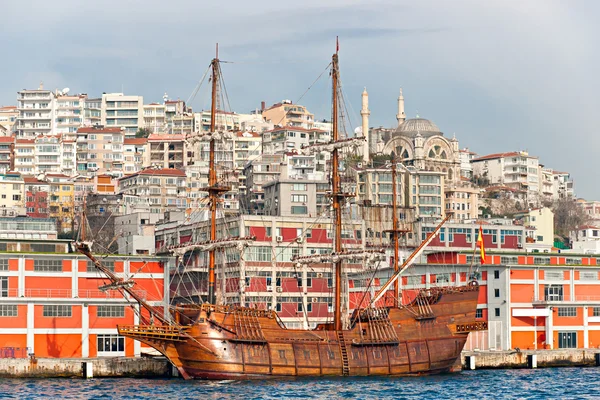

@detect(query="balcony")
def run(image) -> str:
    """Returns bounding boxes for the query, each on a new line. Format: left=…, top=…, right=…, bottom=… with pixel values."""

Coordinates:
left=532, top=295, right=600, bottom=304
left=0, top=288, right=147, bottom=300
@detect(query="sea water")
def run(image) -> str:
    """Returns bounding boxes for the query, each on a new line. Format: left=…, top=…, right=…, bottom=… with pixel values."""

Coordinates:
left=0, top=368, right=597, bottom=399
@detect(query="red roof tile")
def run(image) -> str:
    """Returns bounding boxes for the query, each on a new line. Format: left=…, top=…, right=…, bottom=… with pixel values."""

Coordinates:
left=124, top=138, right=148, bottom=145
left=471, top=152, right=521, bottom=162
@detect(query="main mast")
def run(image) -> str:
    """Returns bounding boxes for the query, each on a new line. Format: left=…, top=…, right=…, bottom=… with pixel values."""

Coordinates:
left=391, top=163, right=400, bottom=303
left=207, top=44, right=220, bottom=305
left=331, top=41, right=343, bottom=331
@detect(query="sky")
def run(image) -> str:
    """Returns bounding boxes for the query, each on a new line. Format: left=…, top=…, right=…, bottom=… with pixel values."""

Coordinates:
left=2, top=0, right=599, bottom=198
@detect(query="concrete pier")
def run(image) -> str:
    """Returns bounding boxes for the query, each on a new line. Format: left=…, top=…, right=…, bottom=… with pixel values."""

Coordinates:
left=0, top=357, right=171, bottom=378
left=462, top=350, right=600, bottom=370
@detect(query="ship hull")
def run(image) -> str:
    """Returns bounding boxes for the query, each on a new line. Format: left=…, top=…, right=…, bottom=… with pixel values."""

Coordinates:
left=121, top=284, right=483, bottom=380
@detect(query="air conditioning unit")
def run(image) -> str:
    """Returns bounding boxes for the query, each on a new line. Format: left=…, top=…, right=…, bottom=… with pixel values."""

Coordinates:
left=296, top=236, right=304, bottom=244
left=276, top=236, right=283, bottom=242
left=276, top=287, right=282, bottom=293
left=316, top=273, right=323, bottom=278
left=517, top=243, right=523, bottom=248
left=267, top=285, right=273, bottom=292
left=312, top=297, right=318, bottom=303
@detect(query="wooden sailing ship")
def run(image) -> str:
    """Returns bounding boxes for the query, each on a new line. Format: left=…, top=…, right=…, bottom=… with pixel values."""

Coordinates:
left=77, top=42, right=485, bottom=379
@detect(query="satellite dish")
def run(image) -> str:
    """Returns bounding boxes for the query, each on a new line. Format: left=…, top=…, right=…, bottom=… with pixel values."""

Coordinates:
left=62, top=88, right=70, bottom=94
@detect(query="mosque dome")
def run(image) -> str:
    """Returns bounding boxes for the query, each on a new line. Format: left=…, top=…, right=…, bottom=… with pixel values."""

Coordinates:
left=395, top=117, right=442, bottom=138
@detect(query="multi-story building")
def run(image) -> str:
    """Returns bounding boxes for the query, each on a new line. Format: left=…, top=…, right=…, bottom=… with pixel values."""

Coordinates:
left=123, top=138, right=148, bottom=174
left=553, top=170, right=574, bottom=199
left=34, top=135, right=62, bottom=173
left=445, top=182, right=480, bottom=222
left=0, top=137, right=13, bottom=173
left=238, top=112, right=274, bottom=133
left=0, top=235, right=172, bottom=358
left=76, top=126, right=125, bottom=177
left=118, top=168, right=187, bottom=214
left=171, top=114, right=194, bottom=136
left=578, top=199, right=600, bottom=226
left=242, top=154, right=284, bottom=214
left=24, top=176, right=50, bottom=218
left=356, top=166, right=445, bottom=219
left=15, top=88, right=54, bottom=138
left=54, top=94, right=85, bottom=135
left=233, top=131, right=262, bottom=193
left=83, top=97, right=102, bottom=127
left=147, top=134, right=187, bottom=169
left=263, top=176, right=328, bottom=217
left=13, top=139, right=35, bottom=175
left=0, top=173, right=25, bottom=217
left=414, top=252, right=600, bottom=350
left=539, top=166, right=554, bottom=202
left=514, top=207, right=555, bottom=248
left=115, top=212, right=160, bottom=255
left=157, top=214, right=364, bottom=328
left=0, top=106, right=18, bottom=134
left=193, top=110, right=239, bottom=133
left=101, top=93, right=143, bottom=137
left=459, top=148, right=477, bottom=179
left=46, top=173, right=75, bottom=233
left=142, top=103, right=167, bottom=133
left=262, top=101, right=314, bottom=129
left=164, top=100, right=186, bottom=129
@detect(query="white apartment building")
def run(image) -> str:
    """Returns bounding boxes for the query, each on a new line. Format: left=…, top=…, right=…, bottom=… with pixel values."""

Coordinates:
left=54, top=94, right=84, bottom=135
left=471, top=151, right=540, bottom=205
left=356, top=166, right=445, bottom=219
left=143, top=103, right=167, bottom=133
left=171, top=114, right=194, bottom=136
left=84, top=98, right=102, bottom=127
left=193, top=110, right=239, bottom=133
left=553, top=171, right=574, bottom=199
left=101, top=93, right=144, bottom=137
left=15, top=88, right=54, bottom=138
left=13, top=139, right=35, bottom=174
left=123, top=138, right=148, bottom=175
left=233, top=131, right=262, bottom=195
left=459, top=148, right=477, bottom=179
left=539, top=166, right=554, bottom=202
left=34, top=135, right=62, bottom=174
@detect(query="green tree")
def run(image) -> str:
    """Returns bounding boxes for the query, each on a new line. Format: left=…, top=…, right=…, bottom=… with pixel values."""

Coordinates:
left=136, top=128, right=151, bottom=138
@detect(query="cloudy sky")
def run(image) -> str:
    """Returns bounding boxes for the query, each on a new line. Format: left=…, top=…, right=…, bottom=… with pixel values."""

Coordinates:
left=3, top=0, right=598, bottom=198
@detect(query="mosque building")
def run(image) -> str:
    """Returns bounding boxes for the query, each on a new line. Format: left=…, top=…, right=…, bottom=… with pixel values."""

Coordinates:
left=361, top=88, right=461, bottom=185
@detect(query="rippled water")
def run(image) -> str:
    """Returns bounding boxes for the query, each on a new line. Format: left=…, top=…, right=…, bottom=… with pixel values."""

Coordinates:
left=0, top=368, right=596, bottom=399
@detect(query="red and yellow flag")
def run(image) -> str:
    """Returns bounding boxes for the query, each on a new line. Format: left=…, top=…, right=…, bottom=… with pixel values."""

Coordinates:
left=477, top=226, right=486, bottom=264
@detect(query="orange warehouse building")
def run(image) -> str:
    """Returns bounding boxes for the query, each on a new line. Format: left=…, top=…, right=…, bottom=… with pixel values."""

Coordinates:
left=0, top=252, right=172, bottom=358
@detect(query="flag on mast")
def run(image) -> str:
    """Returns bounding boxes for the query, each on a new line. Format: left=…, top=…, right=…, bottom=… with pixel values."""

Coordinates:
left=477, top=225, right=486, bottom=264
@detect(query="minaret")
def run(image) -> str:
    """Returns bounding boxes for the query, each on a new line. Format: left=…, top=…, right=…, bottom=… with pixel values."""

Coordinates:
left=360, top=87, right=370, bottom=163
left=396, top=88, right=406, bottom=126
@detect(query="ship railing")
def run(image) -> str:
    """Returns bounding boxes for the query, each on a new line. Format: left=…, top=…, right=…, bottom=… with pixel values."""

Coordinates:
left=118, top=324, right=190, bottom=342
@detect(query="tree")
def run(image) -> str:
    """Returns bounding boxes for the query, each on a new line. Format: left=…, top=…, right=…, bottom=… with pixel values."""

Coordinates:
left=552, top=197, right=589, bottom=238
left=136, top=128, right=151, bottom=138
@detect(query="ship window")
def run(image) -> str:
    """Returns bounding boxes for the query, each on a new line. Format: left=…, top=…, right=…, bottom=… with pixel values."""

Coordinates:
left=373, top=349, right=382, bottom=359
left=303, top=350, right=311, bottom=360
left=278, top=350, right=287, bottom=360
left=327, top=350, right=335, bottom=360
